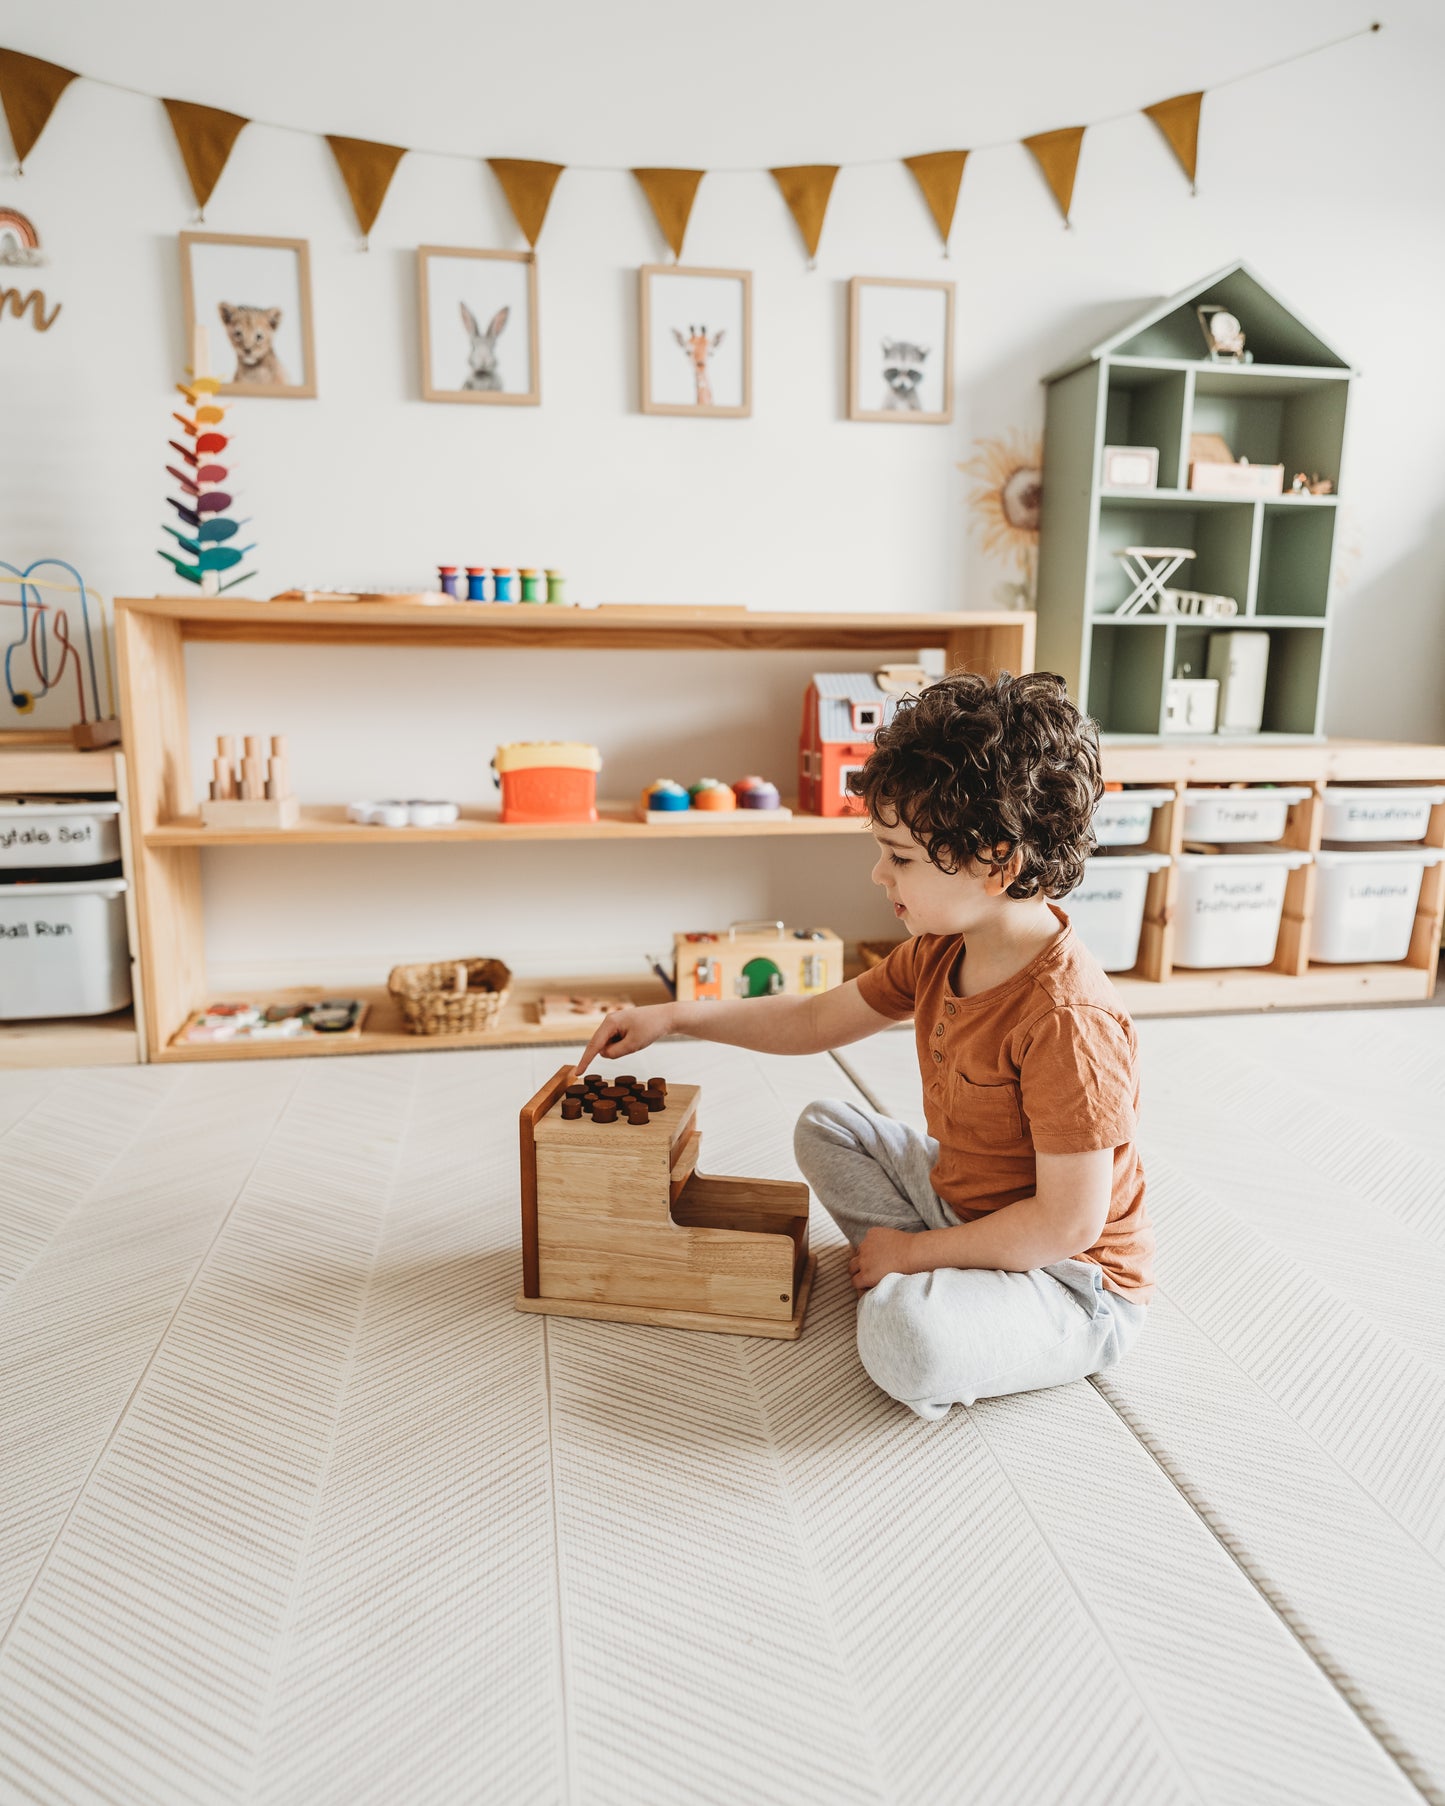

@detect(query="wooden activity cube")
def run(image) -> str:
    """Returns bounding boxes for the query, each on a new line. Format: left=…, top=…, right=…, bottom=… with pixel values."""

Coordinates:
left=515, top=1067, right=816, bottom=1338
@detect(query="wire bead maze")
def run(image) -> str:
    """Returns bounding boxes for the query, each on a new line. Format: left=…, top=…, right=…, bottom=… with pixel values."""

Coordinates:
left=159, top=326, right=256, bottom=598
left=0, top=559, right=120, bottom=748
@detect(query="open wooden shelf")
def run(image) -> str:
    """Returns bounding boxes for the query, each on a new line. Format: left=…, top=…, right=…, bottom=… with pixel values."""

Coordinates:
left=124, top=594, right=1034, bottom=662
left=0, top=1008, right=140, bottom=1068
left=145, top=800, right=871, bottom=847
left=1113, top=964, right=1433, bottom=1017
left=154, top=974, right=676, bottom=1061
left=116, top=595, right=1032, bottom=1062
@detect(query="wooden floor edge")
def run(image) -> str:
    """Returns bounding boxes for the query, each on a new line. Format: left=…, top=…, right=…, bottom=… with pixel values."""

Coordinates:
left=513, top=1253, right=817, bottom=1340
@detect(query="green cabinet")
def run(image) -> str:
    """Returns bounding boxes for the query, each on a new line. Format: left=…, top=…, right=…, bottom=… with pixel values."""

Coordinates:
left=1035, top=262, right=1353, bottom=739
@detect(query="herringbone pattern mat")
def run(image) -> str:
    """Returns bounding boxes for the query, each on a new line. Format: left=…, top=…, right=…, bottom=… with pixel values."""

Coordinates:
left=1, top=1019, right=1438, bottom=1804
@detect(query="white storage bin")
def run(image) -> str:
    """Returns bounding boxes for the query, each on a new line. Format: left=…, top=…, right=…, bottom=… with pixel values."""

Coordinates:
left=1173, top=848, right=1312, bottom=968
left=0, top=797, right=122, bottom=868
left=0, top=877, right=131, bottom=1018
left=1319, top=785, right=1445, bottom=844
left=1311, top=846, right=1445, bottom=963
left=1181, top=786, right=1310, bottom=845
left=1060, top=852, right=1170, bottom=971
left=1092, top=789, right=1174, bottom=849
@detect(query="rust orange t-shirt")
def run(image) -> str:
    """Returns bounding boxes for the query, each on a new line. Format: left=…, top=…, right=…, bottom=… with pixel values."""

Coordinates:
left=855, top=907, right=1155, bottom=1300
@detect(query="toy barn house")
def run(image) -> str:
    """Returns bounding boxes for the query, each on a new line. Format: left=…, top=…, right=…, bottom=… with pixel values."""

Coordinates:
left=798, top=672, right=912, bottom=816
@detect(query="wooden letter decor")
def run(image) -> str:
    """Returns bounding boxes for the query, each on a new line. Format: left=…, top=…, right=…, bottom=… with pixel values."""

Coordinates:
left=0, top=284, right=59, bottom=331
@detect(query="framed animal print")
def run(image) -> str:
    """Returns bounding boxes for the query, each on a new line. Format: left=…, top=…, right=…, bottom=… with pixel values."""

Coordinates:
left=418, top=246, right=540, bottom=406
left=848, top=276, right=954, bottom=424
left=179, top=232, right=317, bottom=399
left=639, top=265, right=751, bottom=418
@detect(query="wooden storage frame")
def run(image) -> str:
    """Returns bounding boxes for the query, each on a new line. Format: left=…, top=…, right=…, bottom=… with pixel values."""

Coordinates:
left=114, top=595, right=1034, bottom=1062
left=0, top=746, right=144, bottom=1066
left=1101, top=739, right=1445, bottom=1015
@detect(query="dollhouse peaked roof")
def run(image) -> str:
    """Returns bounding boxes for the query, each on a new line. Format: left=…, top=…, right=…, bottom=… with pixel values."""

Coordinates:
left=810, top=673, right=900, bottom=743
left=1045, top=261, right=1355, bottom=382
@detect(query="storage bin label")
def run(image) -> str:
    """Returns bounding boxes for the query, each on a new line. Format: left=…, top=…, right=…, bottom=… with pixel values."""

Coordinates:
left=1192, top=877, right=1274, bottom=914
left=0, top=916, right=75, bottom=937
left=0, top=822, right=98, bottom=850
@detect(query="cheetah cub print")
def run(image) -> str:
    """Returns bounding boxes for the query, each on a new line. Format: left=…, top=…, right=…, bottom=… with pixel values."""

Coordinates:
left=218, top=302, right=288, bottom=386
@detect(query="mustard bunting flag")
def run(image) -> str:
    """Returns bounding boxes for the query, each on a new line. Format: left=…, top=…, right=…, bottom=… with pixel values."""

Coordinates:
left=163, top=99, right=249, bottom=215
left=770, top=165, right=838, bottom=263
left=903, top=150, right=969, bottom=251
left=326, top=134, right=407, bottom=243
left=0, top=48, right=78, bottom=168
left=488, top=159, right=565, bottom=247
left=1143, top=91, right=1203, bottom=190
left=1022, top=125, right=1085, bottom=225
left=633, top=168, right=705, bottom=260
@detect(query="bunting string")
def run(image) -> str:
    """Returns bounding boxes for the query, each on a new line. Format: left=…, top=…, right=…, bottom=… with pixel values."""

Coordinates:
left=0, top=22, right=1381, bottom=254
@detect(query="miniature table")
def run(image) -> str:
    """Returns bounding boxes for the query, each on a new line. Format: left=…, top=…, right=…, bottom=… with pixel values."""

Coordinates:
left=1115, top=545, right=1195, bottom=616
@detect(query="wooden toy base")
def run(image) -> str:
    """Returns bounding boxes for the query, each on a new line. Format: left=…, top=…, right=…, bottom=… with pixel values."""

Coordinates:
left=639, top=804, right=794, bottom=825
left=515, top=1253, right=816, bottom=1340
left=200, top=795, right=301, bottom=829
left=70, top=718, right=122, bottom=750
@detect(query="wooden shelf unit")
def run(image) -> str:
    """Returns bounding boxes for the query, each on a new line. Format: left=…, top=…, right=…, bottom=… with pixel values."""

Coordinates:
left=114, top=595, right=1034, bottom=1063
left=1098, top=739, right=1445, bottom=1015
left=0, top=746, right=144, bottom=1067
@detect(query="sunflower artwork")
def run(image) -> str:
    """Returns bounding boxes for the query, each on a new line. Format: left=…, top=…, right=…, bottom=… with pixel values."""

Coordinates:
left=960, top=432, right=1042, bottom=610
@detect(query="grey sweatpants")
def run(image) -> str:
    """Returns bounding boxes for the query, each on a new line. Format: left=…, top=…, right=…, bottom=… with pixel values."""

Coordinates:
left=794, top=1098, right=1147, bottom=1421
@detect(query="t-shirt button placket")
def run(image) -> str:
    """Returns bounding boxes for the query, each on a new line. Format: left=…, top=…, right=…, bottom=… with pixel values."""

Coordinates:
left=931, top=1048, right=943, bottom=1064
left=945, top=1001, right=956, bottom=1015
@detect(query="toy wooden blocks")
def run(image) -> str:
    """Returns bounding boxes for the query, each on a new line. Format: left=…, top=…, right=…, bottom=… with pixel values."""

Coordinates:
left=673, top=920, right=843, bottom=1003
left=200, top=733, right=299, bottom=828
left=515, top=1067, right=816, bottom=1338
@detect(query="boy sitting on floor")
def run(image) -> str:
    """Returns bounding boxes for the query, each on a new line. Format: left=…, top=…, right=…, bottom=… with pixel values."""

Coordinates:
left=574, top=670, right=1153, bottom=1421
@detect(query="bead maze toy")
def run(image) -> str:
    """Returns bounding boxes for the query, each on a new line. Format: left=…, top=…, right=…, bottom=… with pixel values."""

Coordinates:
left=200, top=733, right=298, bottom=828
left=159, top=327, right=255, bottom=597
left=674, top=920, right=843, bottom=1002
left=1, top=559, right=121, bottom=747
left=515, top=1067, right=815, bottom=1338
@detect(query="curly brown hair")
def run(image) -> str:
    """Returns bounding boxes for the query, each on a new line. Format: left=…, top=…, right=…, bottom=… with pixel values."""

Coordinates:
left=848, top=670, right=1102, bottom=899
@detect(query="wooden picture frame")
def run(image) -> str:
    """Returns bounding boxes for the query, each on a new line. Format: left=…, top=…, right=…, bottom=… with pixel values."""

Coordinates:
left=417, top=246, right=540, bottom=406
left=640, top=265, right=752, bottom=418
left=179, top=231, right=317, bottom=399
left=848, top=275, right=954, bottom=424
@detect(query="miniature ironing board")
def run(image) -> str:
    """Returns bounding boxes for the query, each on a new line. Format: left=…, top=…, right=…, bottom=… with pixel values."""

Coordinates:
left=515, top=1066, right=815, bottom=1338
left=1115, top=545, right=1195, bottom=616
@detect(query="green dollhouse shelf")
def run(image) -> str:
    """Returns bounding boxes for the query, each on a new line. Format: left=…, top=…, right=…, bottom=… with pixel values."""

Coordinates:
left=1035, top=261, right=1354, bottom=739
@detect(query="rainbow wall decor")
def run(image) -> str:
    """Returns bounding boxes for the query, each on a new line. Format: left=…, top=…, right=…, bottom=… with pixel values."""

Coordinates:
left=159, top=331, right=255, bottom=594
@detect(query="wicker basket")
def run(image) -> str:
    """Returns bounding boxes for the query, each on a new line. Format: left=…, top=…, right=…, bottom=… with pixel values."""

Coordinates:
left=387, top=957, right=512, bottom=1035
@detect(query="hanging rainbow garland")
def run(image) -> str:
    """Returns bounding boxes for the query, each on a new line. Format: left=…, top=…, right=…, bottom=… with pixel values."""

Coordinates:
left=159, top=331, right=255, bottom=594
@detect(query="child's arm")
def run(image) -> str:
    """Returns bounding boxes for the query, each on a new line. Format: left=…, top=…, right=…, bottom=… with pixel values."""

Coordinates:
left=850, top=1149, right=1114, bottom=1290
left=574, top=977, right=897, bottom=1074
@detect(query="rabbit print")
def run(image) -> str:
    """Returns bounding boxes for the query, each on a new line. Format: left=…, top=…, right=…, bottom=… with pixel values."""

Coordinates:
left=218, top=302, right=288, bottom=386
left=461, top=303, right=510, bottom=392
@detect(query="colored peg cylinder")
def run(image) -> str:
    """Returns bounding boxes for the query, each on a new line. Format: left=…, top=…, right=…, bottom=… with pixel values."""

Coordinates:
left=519, top=568, right=543, bottom=602
left=466, top=568, right=488, bottom=601
left=492, top=568, right=516, bottom=603
left=545, top=569, right=566, bottom=604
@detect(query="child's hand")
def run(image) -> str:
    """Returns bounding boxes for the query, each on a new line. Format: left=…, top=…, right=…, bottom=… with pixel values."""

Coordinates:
left=574, top=1003, right=677, bottom=1076
left=849, top=1226, right=921, bottom=1294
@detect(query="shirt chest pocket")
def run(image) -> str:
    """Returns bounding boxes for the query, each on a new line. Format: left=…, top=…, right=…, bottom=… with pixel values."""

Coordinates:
left=950, top=1074, right=1025, bottom=1147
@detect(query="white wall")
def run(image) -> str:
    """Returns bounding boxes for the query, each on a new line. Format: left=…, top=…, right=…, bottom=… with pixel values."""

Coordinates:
left=3, top=0, right=1443, bottom=984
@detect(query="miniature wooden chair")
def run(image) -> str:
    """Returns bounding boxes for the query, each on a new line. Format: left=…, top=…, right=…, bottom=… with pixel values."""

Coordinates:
left=515, top=1066, right=816, bottom=1338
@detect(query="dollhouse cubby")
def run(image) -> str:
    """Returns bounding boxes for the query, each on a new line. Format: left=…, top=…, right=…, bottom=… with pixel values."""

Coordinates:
left=114, top=594, right=1033, bottom=1061
left=1037, top=261, right=1352, bottom=738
